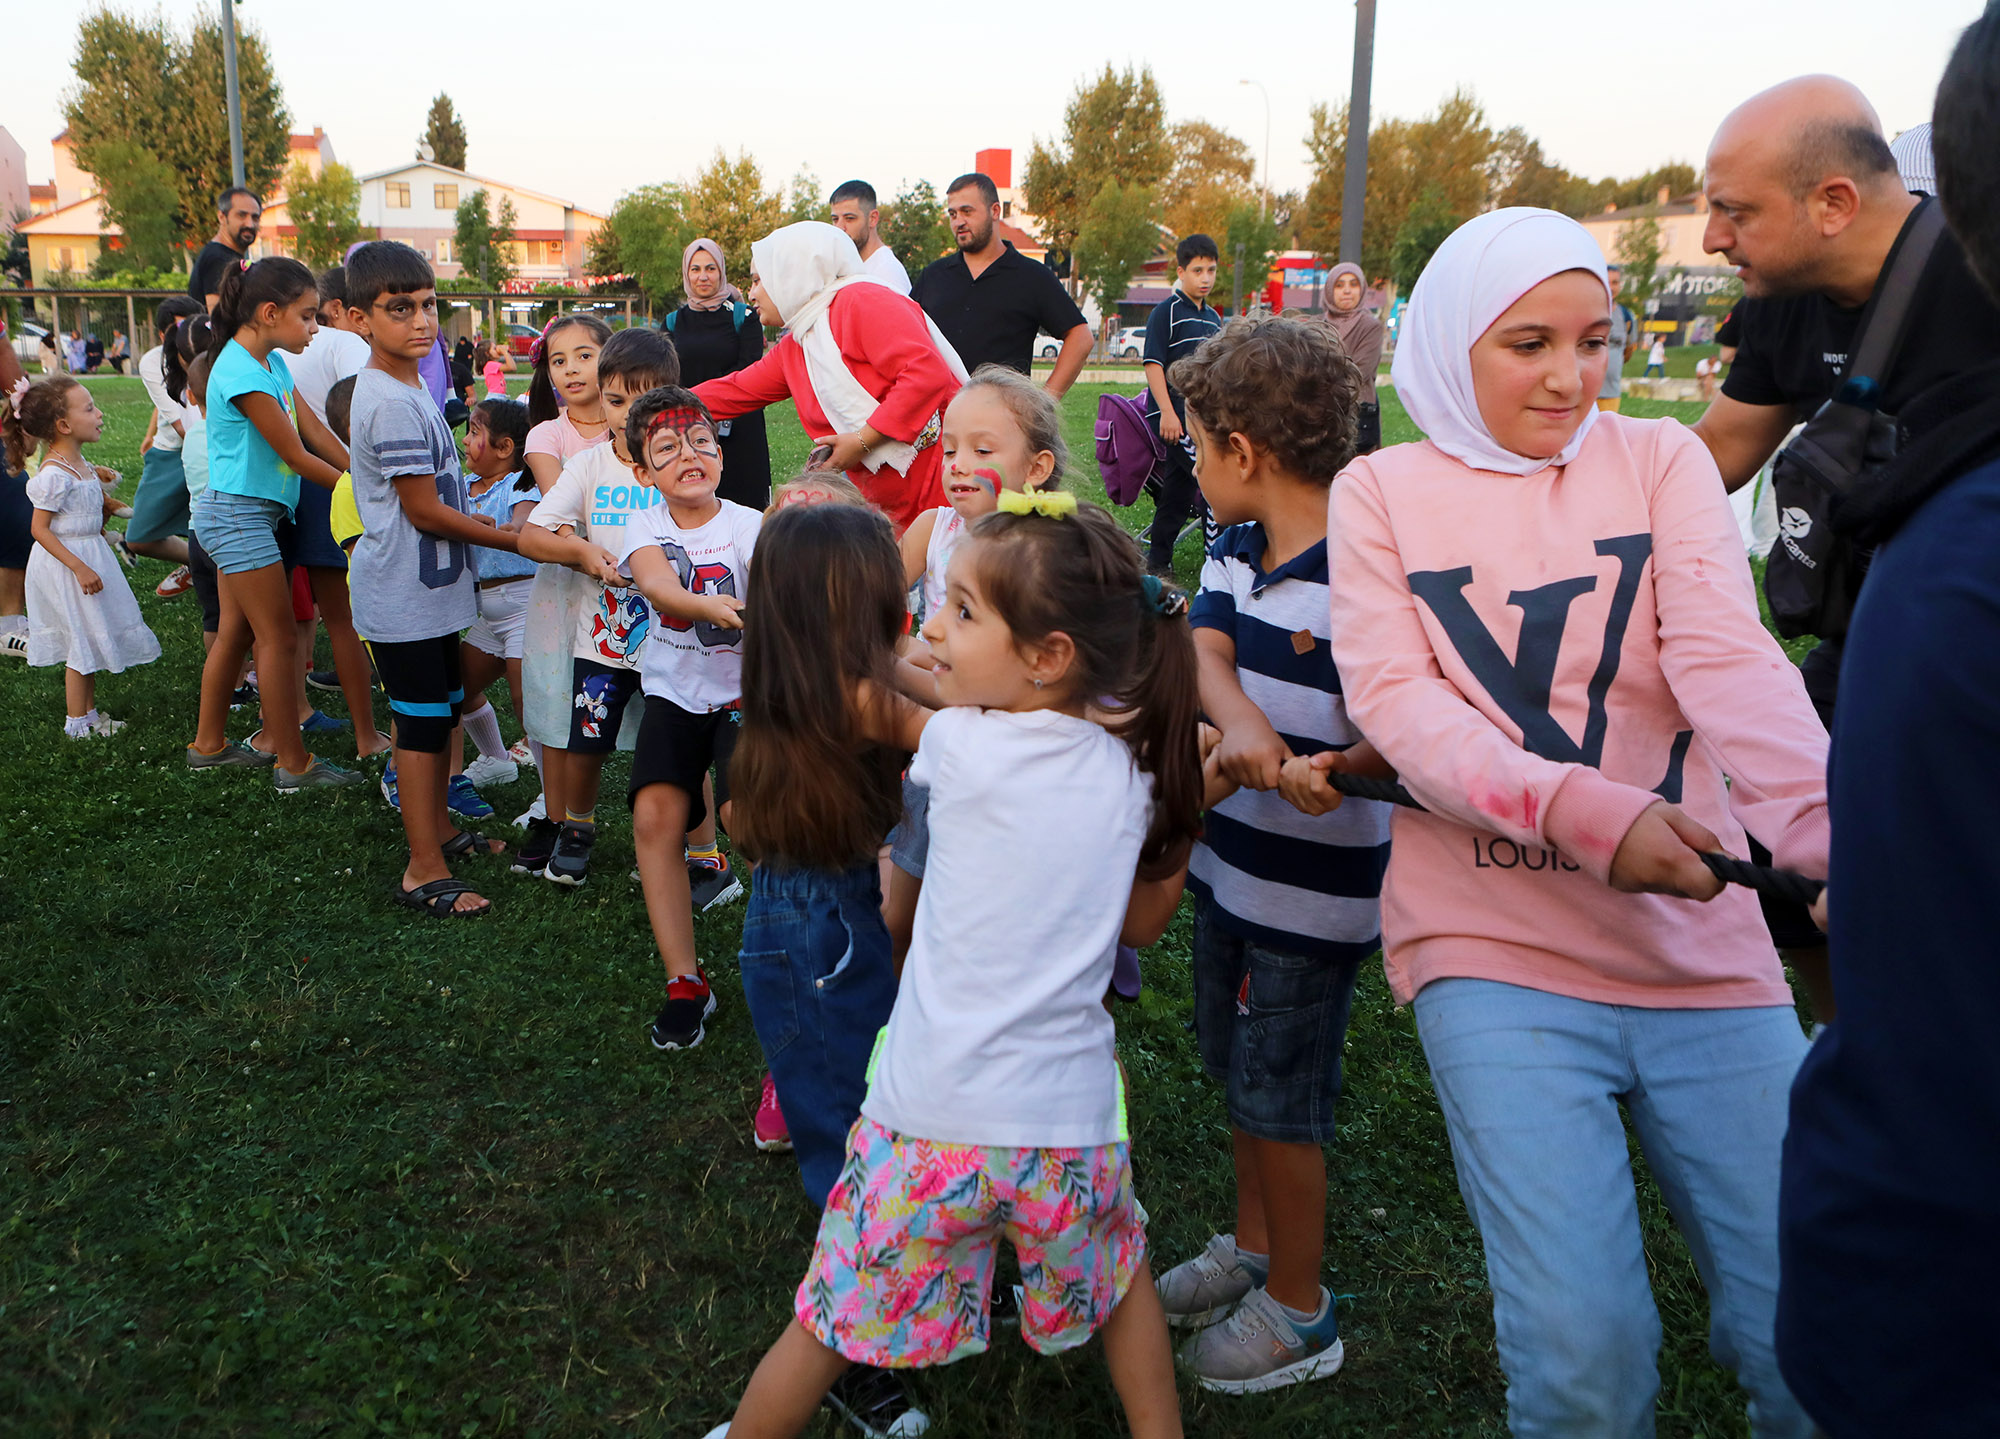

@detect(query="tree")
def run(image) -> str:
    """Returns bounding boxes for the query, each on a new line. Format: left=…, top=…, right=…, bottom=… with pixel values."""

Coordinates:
left=1022, top=65, right=1172, bottom=280
left=781, top=169, right=820, bottom=228
left=455, top=189, right=517, bottom=287
left=1072, top=180, right=1161, bottom=322
left=1614, top=215, right=1665, bottom=316
left=1219, top=202, right=1283, bottom=313
left=1487, top=127, right=1574, bottom=212
left=422, top=93, right=467, bottom=170
left=90, top=140, right=181, bottom=271
left=1390, top=185, right=1466, bottom=292
left=63, top=9, right=289, bottom=256
left=594, top=183, right=694, bottom=304
left=285, top=161, right=368, bottom=272
left=681, top=150, right=784, bottom=281
left=879, top=179, right=952, bottom=275
left=1161, top=120, right=1260, bottom=246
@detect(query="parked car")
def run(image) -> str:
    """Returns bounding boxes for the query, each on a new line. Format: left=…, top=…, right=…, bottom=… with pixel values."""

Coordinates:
left=503, top=322, right=542, bottom=358
left=10, top=321, right=50, bottom=368
left=1035, top=332, right=1062, bottom=361
left=1112, top=326, right=1146, bottom=360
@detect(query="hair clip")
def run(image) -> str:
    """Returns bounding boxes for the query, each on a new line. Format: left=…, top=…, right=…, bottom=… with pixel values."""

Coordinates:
left=239, top=257, right=252, bottom=272
left=5, top=375, right=30, bottom=414
left=994, top=488, right=1076, bottom=519
left=1141, top=573, right=1188, bottom=619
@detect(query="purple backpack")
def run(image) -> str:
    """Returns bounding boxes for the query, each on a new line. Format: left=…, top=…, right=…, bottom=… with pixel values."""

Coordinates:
left=1095, top=389, right=1165, bottom=506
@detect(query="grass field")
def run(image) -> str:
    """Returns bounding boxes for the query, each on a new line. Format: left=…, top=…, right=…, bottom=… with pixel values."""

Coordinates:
left=0, top=376, right=1775, bottom=1437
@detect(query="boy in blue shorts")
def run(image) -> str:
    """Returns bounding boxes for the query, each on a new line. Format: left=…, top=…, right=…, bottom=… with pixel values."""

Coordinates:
left=344, top=241, right=522, bottom=917
left=1156, top=316, right=1391, bottom=1393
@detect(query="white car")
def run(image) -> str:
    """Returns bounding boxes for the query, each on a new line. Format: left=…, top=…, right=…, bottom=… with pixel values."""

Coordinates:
left=1112, top=326, right=1146, bottom=360
left=10, top=321, right=50, bottom=367
left=1035, top=332, right=1062, bottom=360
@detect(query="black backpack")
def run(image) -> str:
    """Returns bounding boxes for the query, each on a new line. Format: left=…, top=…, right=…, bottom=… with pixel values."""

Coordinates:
left=1763, top=201, right=1946, bottom=640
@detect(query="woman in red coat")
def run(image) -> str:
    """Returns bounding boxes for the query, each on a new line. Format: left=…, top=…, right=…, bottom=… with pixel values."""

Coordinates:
left=694, top=222, right=965, bottom=533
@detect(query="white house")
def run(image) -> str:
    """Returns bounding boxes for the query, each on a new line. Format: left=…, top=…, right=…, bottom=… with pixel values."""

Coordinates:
left=356, top=161, right=605, bottom=286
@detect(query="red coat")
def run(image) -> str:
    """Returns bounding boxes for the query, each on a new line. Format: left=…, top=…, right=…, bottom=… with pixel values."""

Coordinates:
left=694, top=283, right=958, bottom=531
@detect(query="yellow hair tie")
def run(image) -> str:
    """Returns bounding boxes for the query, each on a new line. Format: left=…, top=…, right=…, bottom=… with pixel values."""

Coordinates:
left=994, top=488, right=1077, bottom=519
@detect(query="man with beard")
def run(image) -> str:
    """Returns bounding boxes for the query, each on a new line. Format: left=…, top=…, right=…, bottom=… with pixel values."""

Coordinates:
left=189, top=188, right=265, bottom=311
left=912, top=172, right=1092, bottom=396
left=1689, top=74, right=2000, bottom=1026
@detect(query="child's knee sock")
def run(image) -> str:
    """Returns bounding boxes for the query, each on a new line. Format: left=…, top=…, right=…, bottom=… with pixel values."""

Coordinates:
left=527, top=738, right=544, bottom=773
left=463, top=702, right=507, bottom=761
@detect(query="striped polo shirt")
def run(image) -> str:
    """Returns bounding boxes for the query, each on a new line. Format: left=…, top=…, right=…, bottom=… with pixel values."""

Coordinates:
left=1188, top=523, right=1389, bottom=961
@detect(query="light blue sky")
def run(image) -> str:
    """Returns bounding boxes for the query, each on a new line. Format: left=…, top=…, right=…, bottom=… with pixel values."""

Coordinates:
left=8, top=0, right=1977, bottom=216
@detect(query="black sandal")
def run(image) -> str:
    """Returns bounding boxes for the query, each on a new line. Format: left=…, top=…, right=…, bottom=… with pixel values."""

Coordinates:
left=441, top=830, right=506, bottom=860
left=392, top=877, right=491, bottom=918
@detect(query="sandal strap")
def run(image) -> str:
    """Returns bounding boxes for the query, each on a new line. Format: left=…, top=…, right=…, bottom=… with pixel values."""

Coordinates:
left=395, top=877, right=488, bottom=916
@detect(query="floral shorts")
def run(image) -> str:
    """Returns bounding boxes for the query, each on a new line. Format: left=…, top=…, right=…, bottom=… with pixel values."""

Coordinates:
left=795, top=1117, right=1148, bottom=1368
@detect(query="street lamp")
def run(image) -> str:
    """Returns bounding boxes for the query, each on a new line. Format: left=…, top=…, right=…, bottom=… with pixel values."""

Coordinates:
left=221, top=0, right=246, bottom=189
left=1238, top=79, right=1270, bottom=220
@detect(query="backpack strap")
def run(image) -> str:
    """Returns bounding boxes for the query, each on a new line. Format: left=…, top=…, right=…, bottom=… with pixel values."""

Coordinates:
left=731, top=299, right=749, bottom=332
left=662, top=309, right=678, bottom=334
left=1846, top=198, right=1947, bottom=390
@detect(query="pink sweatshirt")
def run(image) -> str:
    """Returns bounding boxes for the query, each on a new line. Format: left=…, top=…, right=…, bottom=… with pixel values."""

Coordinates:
left=1328, top=413, right=1829, bottom=1009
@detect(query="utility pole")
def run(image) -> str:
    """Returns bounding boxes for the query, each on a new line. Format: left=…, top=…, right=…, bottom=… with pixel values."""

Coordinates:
left=221, top=0, right=246, bottom=189
left=1339, top=0, right=1376, bottom=266
left=1233, top=241, right=1245, bottom=316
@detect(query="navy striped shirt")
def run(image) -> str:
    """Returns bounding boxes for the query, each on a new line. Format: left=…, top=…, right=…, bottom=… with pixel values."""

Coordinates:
left=1188, top=524, right=1388, bottom=961
left=1142, top=289, right=1222, bottom=423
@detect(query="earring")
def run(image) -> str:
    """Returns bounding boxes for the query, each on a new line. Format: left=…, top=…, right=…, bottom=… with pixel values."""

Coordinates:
left=1032, top=678, right=1043, bottom=689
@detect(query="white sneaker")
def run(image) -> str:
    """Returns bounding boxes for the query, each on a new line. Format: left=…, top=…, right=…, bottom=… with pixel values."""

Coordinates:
left=464, top=752, right=519, bottom=788
left=508, top=737, right=535, bottom=767
left=90, top=713, right=127, bottom=737
left=0, top=630, right=27, bottom=659
left=512, top=793, right=546, bottom=829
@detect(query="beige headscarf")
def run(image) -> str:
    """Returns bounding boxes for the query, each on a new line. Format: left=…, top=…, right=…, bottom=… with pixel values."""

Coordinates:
left=682, top=238, right=742, bottom=312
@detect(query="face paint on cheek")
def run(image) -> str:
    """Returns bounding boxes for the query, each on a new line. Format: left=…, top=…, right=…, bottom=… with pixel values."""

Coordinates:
left=971, top=467, right=1002, bottom=496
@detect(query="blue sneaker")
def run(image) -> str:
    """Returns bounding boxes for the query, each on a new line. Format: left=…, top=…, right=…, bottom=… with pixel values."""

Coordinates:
left=380, top=765, right=399, bottom=810
left=1178, top=1284, right=1344, bottom=1394
left=301, top=709, right=349, bottom=735
left=447, top=773, right=494, bottom=820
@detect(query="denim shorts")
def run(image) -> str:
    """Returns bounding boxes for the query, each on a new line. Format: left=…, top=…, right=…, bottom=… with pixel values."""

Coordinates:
left=886, top=776, right=930, bottom=878
left=738, top=861, right=899, bottom=1209
left=1191, top=894, right=1363, bottom=1144
left=192, top=487, right=290, bottom=574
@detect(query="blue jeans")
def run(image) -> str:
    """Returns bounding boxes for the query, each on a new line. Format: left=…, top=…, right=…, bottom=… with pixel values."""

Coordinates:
left=738, top=862, right=899, bottom=1209
left=1413, top=978, right=1812, bottom=1439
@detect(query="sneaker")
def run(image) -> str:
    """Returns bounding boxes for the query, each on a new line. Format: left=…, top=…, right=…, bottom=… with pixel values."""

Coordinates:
left=186, top=739, right=278, bottom=770
left=543, top=822, right=594, bottom=886
left=512, top=816, right=560, bottom=876
left=301, top=709, right=349, bottom=736
left=507, top=737, right=535, bottom=768
left=0, top=630, right=27, bottom=660
left=823, top=1366, right=931, bottom=1438
left=648, top=971, right=717, bottom=1050
left=229, top=683, right=258, bottom=711
left=274, top=757, right=367, bottom=793
left=464, top=751, right=520, bottom=788
left=380, top=765, right=399, bottom=809
left=1159, top=1233, right=1265, bottom=1330
left=447, top=773, right=495, bottom=820
left=154, top=564, right=194, bottom=599
left=305, top=668, right=342, bottom=692
left=512, top=793, right=547, bottom=828
left=753, top=1072, right=792, bottom=1153
left=1178, top=1284, right=1344, bottom=1395
left=90, top=713, right=127, bottom=737
left=688, top=853, right=744, bottom=912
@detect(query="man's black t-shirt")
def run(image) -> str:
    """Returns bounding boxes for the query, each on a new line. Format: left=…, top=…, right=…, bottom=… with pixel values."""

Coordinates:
left=188, top=240, right=246, bottom=304
left=1722, top=198, right=2000, bottom=418
left=913, top=242, right=1086, bottom=376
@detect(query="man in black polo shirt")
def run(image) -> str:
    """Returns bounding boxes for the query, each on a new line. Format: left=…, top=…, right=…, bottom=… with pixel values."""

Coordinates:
left=188, top=187, right=264, bottom=310
left=912, top=172, right=1092, bottom=396
left=1690, top=73, right=2000, bottom=1021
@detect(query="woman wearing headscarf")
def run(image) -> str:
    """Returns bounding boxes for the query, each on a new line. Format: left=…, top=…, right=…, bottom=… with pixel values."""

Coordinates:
left=1322, top=262, right=1384, bottom=453
left=694, top=222, right=965, bottom=533
left=663, top=238, right=771, bottom=509
left=1325, top=208, right=1827, bottom=1437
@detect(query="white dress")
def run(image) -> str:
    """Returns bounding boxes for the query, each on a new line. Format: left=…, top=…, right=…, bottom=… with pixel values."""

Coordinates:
left=25, top=460, right=162, bottom=674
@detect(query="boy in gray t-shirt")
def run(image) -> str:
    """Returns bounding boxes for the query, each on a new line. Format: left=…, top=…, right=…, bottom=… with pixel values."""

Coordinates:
left=343, top=241, right=521, bottom=919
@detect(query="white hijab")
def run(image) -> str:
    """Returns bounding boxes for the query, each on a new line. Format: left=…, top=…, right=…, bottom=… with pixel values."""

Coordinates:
left=751, top=221, right=968, bottom=475
left=1389, top=207, right=1611, bottom=476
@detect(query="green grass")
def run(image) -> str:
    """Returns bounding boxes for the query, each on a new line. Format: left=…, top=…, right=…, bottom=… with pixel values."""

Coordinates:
left=0, top=377, right=1765, bottom=1436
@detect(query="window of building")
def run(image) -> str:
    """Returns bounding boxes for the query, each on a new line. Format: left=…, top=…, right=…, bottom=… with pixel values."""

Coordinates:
left=436, top=238, right=455, bottom=265
left=1002, top=200, right=1013, bottom=218
left=434, top=184, right=459, bottom=211
left=385, top=181, right=410, bottom=208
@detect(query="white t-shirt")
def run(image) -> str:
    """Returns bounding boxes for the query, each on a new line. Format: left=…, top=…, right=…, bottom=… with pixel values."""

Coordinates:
left=862, top=243, right=913, bottom=297
left=526, top=445, right=660, bottom=669
left=920, top=505, right=965, bottom=620
left=1649, top=339, right=1668, bottom=364
left=615, top=498, right=761, bottom=711
left=288, top=326, right=372, bottom=426
left=862, top=707, right=1153, bottom=1149
left=138, top=347, right=186, bottom=451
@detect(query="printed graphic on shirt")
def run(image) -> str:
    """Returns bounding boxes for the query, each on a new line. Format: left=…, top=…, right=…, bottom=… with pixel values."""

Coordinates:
left=588, top=586, right=651, bottom=663
left=1408, top=532, right=1690, bottom=802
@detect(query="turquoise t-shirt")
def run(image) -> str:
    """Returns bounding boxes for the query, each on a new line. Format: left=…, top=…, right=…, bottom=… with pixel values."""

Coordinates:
left=207, top=340, right=299, bottom=510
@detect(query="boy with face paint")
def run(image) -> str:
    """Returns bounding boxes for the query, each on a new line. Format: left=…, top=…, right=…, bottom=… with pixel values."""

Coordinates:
left=614, top=387, right=763, bottom=1052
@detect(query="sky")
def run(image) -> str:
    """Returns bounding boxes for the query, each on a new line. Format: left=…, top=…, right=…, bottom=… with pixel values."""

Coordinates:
left=6, top=0, right=1978, bottom=216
